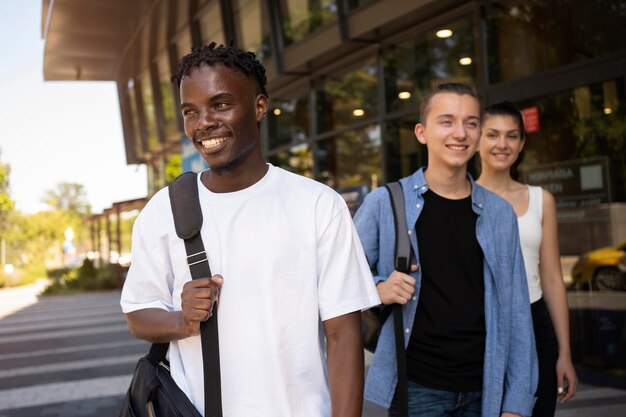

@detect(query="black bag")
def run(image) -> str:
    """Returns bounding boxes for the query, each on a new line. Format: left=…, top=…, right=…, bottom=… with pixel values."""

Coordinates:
left=361, top=305, right=392, bottom=353
left=119, top=344, right=202, bottom=417
left=119, top=172, right=223, bottom=417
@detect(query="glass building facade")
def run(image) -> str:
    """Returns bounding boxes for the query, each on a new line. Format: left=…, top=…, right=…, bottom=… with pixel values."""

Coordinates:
left=89, top=0, right=626, bottom=256
left=43, top=0, right=626, bottom=383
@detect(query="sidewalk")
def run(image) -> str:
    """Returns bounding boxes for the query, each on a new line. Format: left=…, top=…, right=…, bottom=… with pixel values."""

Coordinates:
left=0, top=282, right=145, bottom=417
left=1, top=282, right=625, bottom=416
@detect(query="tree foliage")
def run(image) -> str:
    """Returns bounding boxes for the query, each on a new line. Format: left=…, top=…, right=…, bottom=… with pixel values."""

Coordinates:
left=41, top=182, right=91, bottom=216
left=0, top=165, right=93, bottom=286
left=0, top=157, right=14, bottom=220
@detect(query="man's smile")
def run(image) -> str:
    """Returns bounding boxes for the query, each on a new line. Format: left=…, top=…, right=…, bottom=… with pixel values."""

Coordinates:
left=446, top=144, right=469, bottom=151
left=199, top=136, right=229, bottom=149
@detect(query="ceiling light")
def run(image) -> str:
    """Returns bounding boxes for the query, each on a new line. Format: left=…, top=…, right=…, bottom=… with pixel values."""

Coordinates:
left=353, top=109, right=365, bottom=117
left=398, top=91, right=411, bottom=100
left=273, top=108, right=282, bottom=116
left=459, top=57, right=472, bottom=65
left=604, top=107, right=612, bottom=115
left=436, top=29, right=453, bottom=38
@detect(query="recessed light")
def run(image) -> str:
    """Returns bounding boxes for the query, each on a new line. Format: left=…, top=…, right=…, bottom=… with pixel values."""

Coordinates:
left=353, top=109, right=365, bottom=117
left=273, top=108, right=282, bottom=116
left=436, top=29, right=453, bottom=38
left=604, top=107, right=612, bottom=115
left=459, top=57, right=472, bottom=65
left=398, top=91, right=412, bottom=100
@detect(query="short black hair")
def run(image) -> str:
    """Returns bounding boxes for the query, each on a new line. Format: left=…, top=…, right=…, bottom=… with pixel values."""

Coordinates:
left=420, top=82, right=481, bottom=123
left=171, top=42, right=268, bottom=98
left=483, top=101, right=527, bottom=180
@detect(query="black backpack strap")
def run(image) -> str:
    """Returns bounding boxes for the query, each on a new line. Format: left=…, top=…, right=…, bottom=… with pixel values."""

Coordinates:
left=385, top=182, right=412, bottom=274
left=167, top=171, right=223, bottom=417
left=385, top=181, right=410, bottom=417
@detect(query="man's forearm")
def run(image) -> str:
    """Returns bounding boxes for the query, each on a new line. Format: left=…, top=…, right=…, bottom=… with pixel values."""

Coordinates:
left=125, top=308, right=188, bottom=343
left=325, top=312, right=364, bottom=417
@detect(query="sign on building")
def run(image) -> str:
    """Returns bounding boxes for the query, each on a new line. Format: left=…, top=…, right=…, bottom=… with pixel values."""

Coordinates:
left=522, top=157, right=611, bottom=209
left=181, top=137, right=208, bottom=173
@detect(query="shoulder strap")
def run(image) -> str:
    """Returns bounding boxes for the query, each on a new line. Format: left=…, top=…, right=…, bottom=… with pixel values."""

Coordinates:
left=385, top=182, right=411, bottom=274
left=169, top=172, right=212, bottom=280
left=384, top=181, right=410, bottom=417
left=165, top=172, right=223, bottom=417
left=170, top=171, right=203, bottom=239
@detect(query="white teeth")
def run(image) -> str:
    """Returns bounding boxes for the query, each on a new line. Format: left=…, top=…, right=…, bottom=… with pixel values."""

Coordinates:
left=201, top=137, right=227, bottom=149
left=448, top=145, right=466, bottom=151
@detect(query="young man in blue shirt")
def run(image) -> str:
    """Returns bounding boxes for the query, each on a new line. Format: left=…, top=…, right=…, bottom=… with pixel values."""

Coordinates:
left=354, top=83, right=538, bottom=417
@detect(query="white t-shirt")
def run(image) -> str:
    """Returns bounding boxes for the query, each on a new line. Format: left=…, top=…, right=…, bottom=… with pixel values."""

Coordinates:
left=517, top=185, right=543, bottom=303
left=121, top=164, right=380, bottom=417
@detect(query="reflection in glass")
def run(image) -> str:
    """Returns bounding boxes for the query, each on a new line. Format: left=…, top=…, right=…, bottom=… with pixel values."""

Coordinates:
left=127, top=79, right=144, bottom=158
left=316, top=58, right=378, bottom=133
left=176, top=30, right=193, bottom=61
left=279, top=0, right=338, bottom=45
left=233, top=0, right=272, bottom=61
left=345, top=0, right=378, bottom=11
left=383, top=16, right=475, bottom=115
left=486, top=0, right=626, bottom=84
left=269, top=144, right=313, bottom=178
left=385, top=116, right=426, bottom=181
left=156, top=54, right=178, bottom=141
left=316, top=124, right=381, bottom=190
left=267, top=94, right=310, bottom=150
left=514, top=78, right=626, bottom=203
left=199, top=1, right=224, bottom=46
left=175, top=0, right=190, bottom=34
left=140, top=72, right=160, bottom=150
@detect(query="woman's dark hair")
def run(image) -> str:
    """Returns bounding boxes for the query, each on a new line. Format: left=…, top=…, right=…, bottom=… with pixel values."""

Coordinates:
left=483, top=101, right=527, bottom=180
left=171, top=42, right=268, bottom=98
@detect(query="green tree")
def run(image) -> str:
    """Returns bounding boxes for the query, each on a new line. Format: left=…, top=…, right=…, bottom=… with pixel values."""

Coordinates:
left=0, top=153, right=15, bottom=286
left=42, top=182, right=91, bottom=216
left=165, top=154, right=182, bottom=184
left=0, top=158, right=14, bottom=225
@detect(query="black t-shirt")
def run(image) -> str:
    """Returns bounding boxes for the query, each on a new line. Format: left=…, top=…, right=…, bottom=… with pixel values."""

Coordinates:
left=406, top=189, right=485, bottom=392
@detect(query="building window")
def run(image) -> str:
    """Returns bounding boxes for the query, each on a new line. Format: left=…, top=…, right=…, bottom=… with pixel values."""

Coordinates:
left=315, top=57, right=378, bottom=134
left=383, top=16, right=476, bottom=116
left=127, top=79, right=145, bottom=158
left=268, top=144, right=313, bottom=178
left=175, top=29, right=193, bottom=61
left=514, top=78, right=626, bottom=205
left=316, top=124, right=381, bottom=190
left=486, top=0, right=626, bottom=84
left=175, top=0, right=191, bottom=34
left=384, top=115, right=426, bottom=182
left=199, top=0, right=224, bottom=46
left=156, top=53, right=178, bottom=142
left=279, top=0, right=338, bottom=45
left=345, top=0, right=378, bottom=12
left=233, top=0, right=272, bottom=61
left=139, top=72, right=160, bottom=151
left=267, top=93, right=310, bottom=151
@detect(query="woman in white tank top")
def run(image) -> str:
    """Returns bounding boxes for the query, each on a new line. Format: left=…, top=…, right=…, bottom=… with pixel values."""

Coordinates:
left=476, top=102, right=578, bottom=417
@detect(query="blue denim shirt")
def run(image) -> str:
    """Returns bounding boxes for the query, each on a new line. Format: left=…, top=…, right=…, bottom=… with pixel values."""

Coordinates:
left=354, top=168, right=538, bottom=417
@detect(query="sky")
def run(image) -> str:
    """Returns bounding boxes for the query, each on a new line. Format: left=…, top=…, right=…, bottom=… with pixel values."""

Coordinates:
left=0, top=0, right=147, bottom=214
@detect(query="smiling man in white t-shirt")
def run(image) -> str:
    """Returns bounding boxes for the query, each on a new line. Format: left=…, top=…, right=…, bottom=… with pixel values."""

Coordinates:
left=120, top=42, right=380, bottom=417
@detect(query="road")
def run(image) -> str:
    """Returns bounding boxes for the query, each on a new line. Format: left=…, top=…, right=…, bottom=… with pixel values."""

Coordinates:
left=0, top=282, right=146, bottom=417
left=0, top=282, right=625, bottom=416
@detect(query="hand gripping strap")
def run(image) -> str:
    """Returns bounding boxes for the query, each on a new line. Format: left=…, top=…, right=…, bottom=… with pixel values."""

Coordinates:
left=167, top=172, right=223, bottom=417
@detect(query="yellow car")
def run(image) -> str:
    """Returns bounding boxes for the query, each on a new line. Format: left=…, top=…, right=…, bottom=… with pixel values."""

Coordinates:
left=570, top=239, right=626, bottom=291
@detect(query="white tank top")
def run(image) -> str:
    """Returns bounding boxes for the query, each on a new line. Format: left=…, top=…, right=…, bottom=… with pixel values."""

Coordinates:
left=517, top=185, right=543, bottom=303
